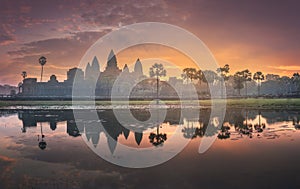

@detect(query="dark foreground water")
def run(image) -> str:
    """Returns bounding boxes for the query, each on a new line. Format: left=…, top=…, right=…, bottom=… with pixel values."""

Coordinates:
left=0, top=107, right=300, bottom=189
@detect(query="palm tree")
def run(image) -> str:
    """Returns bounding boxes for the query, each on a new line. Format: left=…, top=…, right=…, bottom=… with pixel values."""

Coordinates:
left=194, top=69, right=204, bottom=96
left=292, top=72, right=300, bottom=94
left=241, top=69, right=252, bottom=97
left=195, top=69, right=204, bottom=85
left=279, top=76, right=292, bottom=94
left=21, top=71, right=27, bottom=80
left=233, top=71, right=244, bottom=96
left=182, top=68, right=197, bottom=83
left=39, top=56, right=47, bottom=82
left=202, top=70, right=217, bottom=94
left=216, top=64, right=230, bottom=98
left=149, top=63, right=166, bottom=101
left=253, top=71, right=265, bottom=96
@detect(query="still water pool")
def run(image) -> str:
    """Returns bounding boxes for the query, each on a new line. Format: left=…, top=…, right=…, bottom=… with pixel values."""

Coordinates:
left=0, top=108, right=300, bottom=189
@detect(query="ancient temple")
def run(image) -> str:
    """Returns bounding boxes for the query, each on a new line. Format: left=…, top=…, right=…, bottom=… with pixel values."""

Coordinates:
left=18, top=49, right=184, bottom=99
left=96, top=50, right=122, bottom=96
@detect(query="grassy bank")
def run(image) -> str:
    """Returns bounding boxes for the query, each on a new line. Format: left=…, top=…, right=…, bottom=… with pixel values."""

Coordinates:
left=0, top=98, right=299, bottom=109
left=215, top=98, right=300, bottom=109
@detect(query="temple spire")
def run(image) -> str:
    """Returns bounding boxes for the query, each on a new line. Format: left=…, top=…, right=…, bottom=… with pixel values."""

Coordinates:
left=91, top=56, right=100, bottom=71
left=123, top=64, right=129, bottom=73
left=107, top=49, right=118, bottom=69
left=134, top=58, right=143, bottom=77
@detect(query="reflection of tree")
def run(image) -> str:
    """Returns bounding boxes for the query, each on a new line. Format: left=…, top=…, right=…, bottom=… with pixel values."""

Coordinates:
left=182, top=121, right=196, bottom=139
left=232, top=110, right=267, bottom=138
left=217, top=125, right=231, bottom=140
left=149, top=125, right=167, bottom=146
left=193, top=122, right=208, bottom=138
left=293, top=117, right=300, bottom=129
left=254, top=110, right=265, bottom=133
left=234, top=110, right=253, bottom=138
left=38, top=123, right=47, bottom=150
left=190, top=109, right=217, bottom=139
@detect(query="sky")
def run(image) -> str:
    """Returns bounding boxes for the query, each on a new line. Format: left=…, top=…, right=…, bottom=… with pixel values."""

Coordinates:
left=0, top=0, right=300, bottom=85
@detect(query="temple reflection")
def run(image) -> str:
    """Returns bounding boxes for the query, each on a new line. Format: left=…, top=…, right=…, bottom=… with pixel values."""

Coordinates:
left=13, top=108, right=300, bottom=151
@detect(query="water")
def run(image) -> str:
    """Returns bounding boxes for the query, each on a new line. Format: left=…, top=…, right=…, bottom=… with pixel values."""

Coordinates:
left=0, top=108, right=300, bottom=188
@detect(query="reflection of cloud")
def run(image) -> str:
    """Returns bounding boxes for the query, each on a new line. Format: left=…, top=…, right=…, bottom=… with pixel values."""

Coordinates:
left=0, top=155, right=15, bottom=162
left=0, top=155, right=16, bottom=187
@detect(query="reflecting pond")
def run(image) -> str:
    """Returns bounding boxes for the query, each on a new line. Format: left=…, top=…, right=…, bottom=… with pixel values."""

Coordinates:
left=0, top=108, right=300, bottom=188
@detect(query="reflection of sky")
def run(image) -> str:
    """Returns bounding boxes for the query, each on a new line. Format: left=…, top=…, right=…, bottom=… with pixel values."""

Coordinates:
left=1, top=109, right=300, bottom=188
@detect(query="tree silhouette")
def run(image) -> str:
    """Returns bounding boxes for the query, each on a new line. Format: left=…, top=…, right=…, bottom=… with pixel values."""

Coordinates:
left=216, top=64, right=230, bottom=98
left=149, top=63, right=166, bottom=100
left=253, top=71, right=265, bottom=96
left=202, top=70, right=217, bottom=94
left=292, top=72, right=300, bottom=93
left=182, top=68, right=197, bottom=83
left=233, top=71, right=245, bottom=96
left=39, top=56, right=47, bottom=82
left=195, top=69, right=204, bottom=85
left=21, top=71, right=27, bottom=80
left=241, top=69, right=252, bottom=97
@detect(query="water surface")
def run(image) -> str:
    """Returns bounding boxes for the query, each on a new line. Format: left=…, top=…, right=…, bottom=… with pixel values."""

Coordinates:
left=0, top=108, right=300, bottom=188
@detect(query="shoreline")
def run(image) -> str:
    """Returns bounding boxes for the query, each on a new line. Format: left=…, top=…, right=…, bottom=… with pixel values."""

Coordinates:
left=0, top=98, right=300, bottom=110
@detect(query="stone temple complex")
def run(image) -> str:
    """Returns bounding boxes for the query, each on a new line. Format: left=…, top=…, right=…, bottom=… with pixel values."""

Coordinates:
left=19, top=50, right=178, bottom=99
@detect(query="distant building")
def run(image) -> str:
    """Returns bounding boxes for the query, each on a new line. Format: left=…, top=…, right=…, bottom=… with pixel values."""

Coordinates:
left=20, top=67, right=85, bottom=97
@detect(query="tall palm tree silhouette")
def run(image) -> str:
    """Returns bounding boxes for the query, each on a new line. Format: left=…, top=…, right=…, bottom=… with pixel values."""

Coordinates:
left=39, top=56, right=47, bottom=82
left=216, top=64, right=230, bottom=98
left=253, top=71, right=265, bottom=96
left=149, top=63, right=166, bottom=102
left=241, top=69, right=252, bottom=97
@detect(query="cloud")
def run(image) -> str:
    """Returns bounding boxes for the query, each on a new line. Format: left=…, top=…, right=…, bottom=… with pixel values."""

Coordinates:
left=1, top=0, right=300, bottom=84
left=0, top=24, right=16, bottom=46
left=3, top=30, right=111, bottom=84
left=79, top=0, right=169, bottom=26
left=268, top=65, right=300, bottom=71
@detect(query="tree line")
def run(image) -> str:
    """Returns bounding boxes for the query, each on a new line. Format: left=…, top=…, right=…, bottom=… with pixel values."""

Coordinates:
left=149, top=63, right=300, bottom=98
